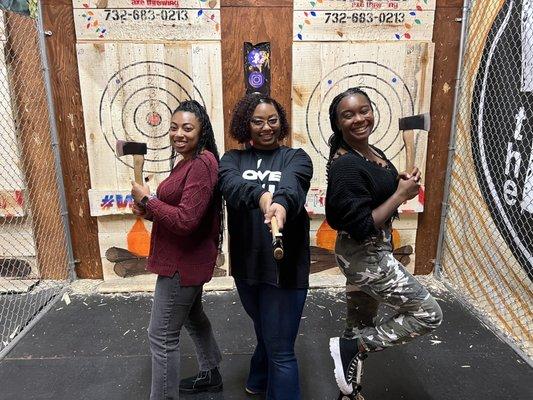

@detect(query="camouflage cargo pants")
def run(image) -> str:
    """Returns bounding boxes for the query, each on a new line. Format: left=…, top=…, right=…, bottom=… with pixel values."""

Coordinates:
left=335, top=229, right=443, bottom=352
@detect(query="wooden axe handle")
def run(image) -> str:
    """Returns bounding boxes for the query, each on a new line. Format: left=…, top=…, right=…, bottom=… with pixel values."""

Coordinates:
left=271, top=216, right=284, bottom=260
left=402, top=130, right=415, bottom=173
left=271, top=216, right=281, bottom=238
left=133, top=154, right=145, bottom=185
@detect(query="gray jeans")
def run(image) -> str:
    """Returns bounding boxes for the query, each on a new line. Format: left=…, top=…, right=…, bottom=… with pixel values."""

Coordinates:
left=149, top=273, right=222, bottom=400
left=335, top=229, right=443, bottom=352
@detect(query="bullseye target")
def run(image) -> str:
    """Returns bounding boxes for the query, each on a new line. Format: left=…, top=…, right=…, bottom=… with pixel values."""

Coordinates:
left=305, top=61, right=415, bottom=162
left=99, top=61, right=207, bottom=174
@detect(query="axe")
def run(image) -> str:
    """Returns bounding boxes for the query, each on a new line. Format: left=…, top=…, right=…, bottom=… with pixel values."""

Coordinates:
left=398, top=113, right=430, bottom=173
left=271, top=216, right=284, bottom=260
left=116, top=140, right=147, bottom=185
left=116, top=140, right=151, bottom=258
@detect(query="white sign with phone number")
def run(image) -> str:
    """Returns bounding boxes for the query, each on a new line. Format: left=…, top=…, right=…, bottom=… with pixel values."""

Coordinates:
left=72, top=0, right=220, bottom=9
left=73, top=7, right=221, bottom=41
left=294, top=0, right=435, bottom=41
left=294, top=1, right=436, bottom=11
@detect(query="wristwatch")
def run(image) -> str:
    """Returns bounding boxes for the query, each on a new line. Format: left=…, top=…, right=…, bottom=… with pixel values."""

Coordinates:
left=140, top=195, right=155, bottom=207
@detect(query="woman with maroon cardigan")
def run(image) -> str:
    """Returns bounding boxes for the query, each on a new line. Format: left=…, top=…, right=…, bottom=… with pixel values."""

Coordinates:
left=131, top=100, right=223, bottom=400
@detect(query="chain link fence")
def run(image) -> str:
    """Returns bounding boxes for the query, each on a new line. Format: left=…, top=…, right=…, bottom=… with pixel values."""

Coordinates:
left=0, top=4, right=73, bottom=359
left=437, top=0, right=533, bottom=361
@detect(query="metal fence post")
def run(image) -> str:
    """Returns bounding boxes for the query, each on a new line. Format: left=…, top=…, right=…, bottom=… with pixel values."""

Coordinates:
left=434, top=0, right=472, bottom=278
left=35, top=1, right=76, bottom=281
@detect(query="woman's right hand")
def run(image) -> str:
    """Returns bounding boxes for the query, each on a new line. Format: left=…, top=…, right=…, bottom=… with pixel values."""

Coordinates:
left=132, top=203, right=147, bottom=218
left=396, top=170, right=421, bottom=202
left=259, top=191, right=273, bottom=215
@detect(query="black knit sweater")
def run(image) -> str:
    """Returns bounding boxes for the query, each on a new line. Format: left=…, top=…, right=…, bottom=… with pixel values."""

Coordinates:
left=325, top=146, right=399, bottom=242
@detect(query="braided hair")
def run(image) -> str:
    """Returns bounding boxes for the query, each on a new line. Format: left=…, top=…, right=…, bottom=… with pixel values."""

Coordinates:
left=171, top=100, right=224, bottom=254
left=229, top=93, right=290, bottom=143
left=326, top=87, right=373, bottom=178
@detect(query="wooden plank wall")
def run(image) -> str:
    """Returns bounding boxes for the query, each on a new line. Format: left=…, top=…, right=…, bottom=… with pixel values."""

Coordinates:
left=220, top=0, right=293, bottom=150
left=415, top=0, right=463, bottom=274
left=33, top=0, right=463, bottom=279
left=292, top=0, right=436, bottom=273
left=71, top=0, right=225, bottom=282
left=42, top=0, right=103, bottom=278
left=292, top=41, right=434, bottom=191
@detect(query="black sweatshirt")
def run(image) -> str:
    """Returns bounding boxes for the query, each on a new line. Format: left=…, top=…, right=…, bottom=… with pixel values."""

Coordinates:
left=219, top=146, right=313, bottom=289
left=326, top=146, right=399, bottom=242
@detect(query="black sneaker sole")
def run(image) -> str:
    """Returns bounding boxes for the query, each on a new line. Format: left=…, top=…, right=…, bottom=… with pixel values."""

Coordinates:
left=179, top=383, right=223, bottom=394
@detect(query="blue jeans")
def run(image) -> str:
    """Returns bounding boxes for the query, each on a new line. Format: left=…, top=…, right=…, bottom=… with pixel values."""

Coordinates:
left=235, top=279, right=307, bottom=400
left=149, top=273, right=222, bottom=400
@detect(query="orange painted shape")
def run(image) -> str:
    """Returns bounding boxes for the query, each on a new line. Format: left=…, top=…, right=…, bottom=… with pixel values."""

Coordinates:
left=316, top=219, right=337, bottom=251
left=392, top=228, right=401, bottom=250
left=127, top=218, right=151, bottom=257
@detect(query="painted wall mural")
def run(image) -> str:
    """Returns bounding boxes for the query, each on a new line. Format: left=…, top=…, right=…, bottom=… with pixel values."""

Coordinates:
left=244, top=42, right=271, bottom=95
left=440, top=0, right=533, bottom=358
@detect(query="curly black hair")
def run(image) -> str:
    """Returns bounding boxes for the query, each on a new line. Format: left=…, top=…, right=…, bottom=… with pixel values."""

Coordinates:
left=326, top=87, right=373, bottom=177
left=229, top=93, right=290, bottom=143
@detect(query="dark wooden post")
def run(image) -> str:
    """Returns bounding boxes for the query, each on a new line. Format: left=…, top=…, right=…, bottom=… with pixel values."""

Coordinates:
left=415, top=0, right=464, bottom=275
left=221, top=0, right=293, bottom=150
left=39, top=0, right=103, bottom=279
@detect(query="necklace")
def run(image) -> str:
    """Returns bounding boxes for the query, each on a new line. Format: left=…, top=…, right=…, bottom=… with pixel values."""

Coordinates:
left=346, top=145, right=390, bottom=169
left=348, top=146, right=386, bottom=162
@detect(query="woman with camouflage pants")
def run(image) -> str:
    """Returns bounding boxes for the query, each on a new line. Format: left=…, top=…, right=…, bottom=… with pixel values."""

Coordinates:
left=324, top=88, right=443, bottom=399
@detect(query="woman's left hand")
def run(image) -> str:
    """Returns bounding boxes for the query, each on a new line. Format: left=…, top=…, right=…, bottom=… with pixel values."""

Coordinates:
left=399, top=167, right=421, bottom=183
left=131, top=180, right=151, bottom=203
left=265, top=203, right=287, bottom=231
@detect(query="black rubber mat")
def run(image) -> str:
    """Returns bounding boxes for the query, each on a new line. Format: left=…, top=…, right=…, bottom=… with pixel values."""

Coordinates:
left=0, top=289, right=531, bottom=400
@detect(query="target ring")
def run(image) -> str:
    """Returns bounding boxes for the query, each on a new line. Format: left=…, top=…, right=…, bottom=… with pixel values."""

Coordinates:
left=305, top=61, right=415, bottom=162
left=130, top=98, right=173, bottom=141
left=99, top=61, right=207, bottom=174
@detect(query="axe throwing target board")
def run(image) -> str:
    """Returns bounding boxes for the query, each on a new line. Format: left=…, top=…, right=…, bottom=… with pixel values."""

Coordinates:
left=72, top=0, right=226, bottom=283
left=293, top=0, right=436, bottom=272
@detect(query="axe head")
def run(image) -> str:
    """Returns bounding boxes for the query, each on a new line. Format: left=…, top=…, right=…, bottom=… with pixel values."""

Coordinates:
left=398, top=113, right=431, bottom=132
left=116, top=140, right=147, bottom=157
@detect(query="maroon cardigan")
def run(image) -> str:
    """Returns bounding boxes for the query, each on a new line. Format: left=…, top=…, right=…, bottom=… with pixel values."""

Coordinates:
left=145, top=151, right=220, bottom=286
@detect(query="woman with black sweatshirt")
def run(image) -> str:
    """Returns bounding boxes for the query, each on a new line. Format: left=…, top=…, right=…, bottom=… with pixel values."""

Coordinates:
left=219, top=93, right=313, bottom=400
left=325, top=88, right=443, bottom=399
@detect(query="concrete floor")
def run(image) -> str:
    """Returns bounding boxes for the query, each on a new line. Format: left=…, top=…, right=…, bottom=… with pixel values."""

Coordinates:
left=0, top=287, right=531, bottom=400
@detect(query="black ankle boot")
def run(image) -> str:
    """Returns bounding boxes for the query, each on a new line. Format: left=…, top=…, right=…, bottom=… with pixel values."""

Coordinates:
left=179, top=367, right=223, bottom=393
